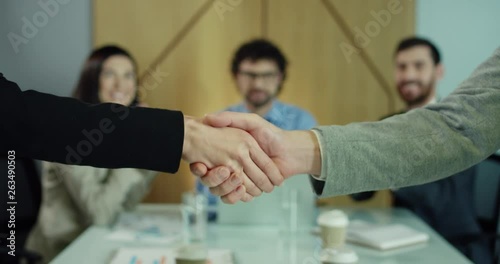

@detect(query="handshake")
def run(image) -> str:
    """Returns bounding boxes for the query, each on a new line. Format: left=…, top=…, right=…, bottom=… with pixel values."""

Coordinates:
left=182, top=112, right=322, bottom=204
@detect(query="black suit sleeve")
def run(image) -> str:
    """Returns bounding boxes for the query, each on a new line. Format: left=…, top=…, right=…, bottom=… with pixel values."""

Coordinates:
left=0, top=73, right=184, bottom=173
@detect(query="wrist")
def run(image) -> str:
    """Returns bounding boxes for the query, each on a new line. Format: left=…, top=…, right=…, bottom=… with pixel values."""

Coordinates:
left=182, top=116, right=196, bottom=162
left=284, top=130, right=322, bottom=176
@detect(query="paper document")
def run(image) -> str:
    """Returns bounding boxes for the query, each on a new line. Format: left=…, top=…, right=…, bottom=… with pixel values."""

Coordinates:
left=106, top=211, right=182, bottom=243
left=109, top=248, right=233, bottom=264
left=347, top=220, right=429, bottom=250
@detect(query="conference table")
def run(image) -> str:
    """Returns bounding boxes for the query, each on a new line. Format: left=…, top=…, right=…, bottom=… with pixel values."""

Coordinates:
left=51, top=204, right=472, bottom=264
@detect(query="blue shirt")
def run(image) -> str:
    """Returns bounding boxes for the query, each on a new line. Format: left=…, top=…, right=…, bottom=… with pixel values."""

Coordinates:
left=197, top=100, right=317, bottom=216
left=225, top=100, right=317, bottom=130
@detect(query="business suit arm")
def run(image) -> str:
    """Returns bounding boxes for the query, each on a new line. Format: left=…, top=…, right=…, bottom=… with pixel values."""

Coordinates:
left=0, top=74, right=184, bottom=173
left=312, top=47, right=500, bottom=197
left=194, top=47, right=500, bottom=202
left=1, top=74, right=285, bottom=198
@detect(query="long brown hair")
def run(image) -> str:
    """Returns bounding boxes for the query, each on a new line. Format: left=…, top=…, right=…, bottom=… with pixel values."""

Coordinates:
left=72, top=45, right=139, bottom=106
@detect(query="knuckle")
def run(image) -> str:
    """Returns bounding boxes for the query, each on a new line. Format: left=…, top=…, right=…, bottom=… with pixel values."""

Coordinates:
left=201, top=174, right=216, bottom=187
left=236, top=145, right=249, bottom=160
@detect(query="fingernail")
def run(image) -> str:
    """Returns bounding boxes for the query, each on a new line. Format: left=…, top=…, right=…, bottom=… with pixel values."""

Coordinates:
left=231, top=175, right=242, bottom=186
left=218, top=168, right=229, bottom=180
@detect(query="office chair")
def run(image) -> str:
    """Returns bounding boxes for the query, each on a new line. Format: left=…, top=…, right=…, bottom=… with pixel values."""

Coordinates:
left=450, top=154, right=500, bottom=264
left=474, top=154, right=500, bottom=263
left=0, top=158, right=43, bottom=264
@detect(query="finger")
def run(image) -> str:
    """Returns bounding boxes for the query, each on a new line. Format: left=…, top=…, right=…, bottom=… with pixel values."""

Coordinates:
left=249, top=145, right=284, bottom=186
left=203, top=112, right=232, bottom=128
left=241, top=192, right=254, bottom=202
left=241, top=171, right=263, bottom=197
left=198, top=166, right=231, bottom=188
left=205, top=112, right=262, bottom=131
left=209, top=173, right=243, bottom=197
left=221, top=185, right=246, bottom=204
left=233, top=185, right=253, bottom=203
left=242, top=154, right=274, bottom=193
left=189, top=162, right=208, bottom=177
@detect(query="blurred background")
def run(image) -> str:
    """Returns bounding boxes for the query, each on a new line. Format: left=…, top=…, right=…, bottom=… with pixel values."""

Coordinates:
left=1, top=0, right=499, bottom=207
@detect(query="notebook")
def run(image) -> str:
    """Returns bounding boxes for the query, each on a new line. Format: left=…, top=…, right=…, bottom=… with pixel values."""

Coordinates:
left=109, top=248, right=233, bottom=264
left=346, top=220, right=429, bottom=250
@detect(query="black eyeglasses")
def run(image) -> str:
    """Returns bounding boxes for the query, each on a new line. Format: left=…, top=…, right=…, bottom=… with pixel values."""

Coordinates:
left=237, top=71, right=281, bottom=83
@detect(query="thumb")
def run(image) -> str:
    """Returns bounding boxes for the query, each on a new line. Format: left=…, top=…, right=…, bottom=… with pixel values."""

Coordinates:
left=190, top=162, right=208, bottom=177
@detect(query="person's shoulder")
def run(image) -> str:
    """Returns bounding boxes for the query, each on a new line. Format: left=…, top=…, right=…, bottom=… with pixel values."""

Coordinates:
left=0, top=73, right=18, bottom=91
left=276, top=101, right=317, bottom=128
left=380, top=110, right=407, bottom=121
left=277, top=101, right=312, bottom=115
left=224, top=104, right=238, bottom=111
left=224, top=103, right=246, bottom=113
left=495, top=46, right=500, bottom=55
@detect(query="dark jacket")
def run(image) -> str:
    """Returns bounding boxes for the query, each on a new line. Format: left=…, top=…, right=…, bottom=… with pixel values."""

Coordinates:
left=0, top=73, right=184, bottom=173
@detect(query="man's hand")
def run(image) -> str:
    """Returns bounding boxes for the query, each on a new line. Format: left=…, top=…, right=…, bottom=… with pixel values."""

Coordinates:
left=182, top=116, right=284, bottom=203
left=190, top=112, right=321, bottom=203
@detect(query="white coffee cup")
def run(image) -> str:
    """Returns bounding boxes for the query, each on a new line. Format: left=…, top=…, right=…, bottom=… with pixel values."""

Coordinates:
left=317, top=210, right=349, bottom=248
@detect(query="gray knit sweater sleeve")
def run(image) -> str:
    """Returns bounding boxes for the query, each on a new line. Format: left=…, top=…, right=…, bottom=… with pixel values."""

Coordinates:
left=311, top=47, right=500, bottom=197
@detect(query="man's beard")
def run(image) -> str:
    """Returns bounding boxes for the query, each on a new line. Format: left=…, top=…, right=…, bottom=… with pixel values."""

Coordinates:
left=398, top=80, right=435, bottom=107
left=245, top=89, right=276, bottom=108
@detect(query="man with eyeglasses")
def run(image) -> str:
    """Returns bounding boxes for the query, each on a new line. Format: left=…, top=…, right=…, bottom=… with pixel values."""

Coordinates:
left=197, top=39, right=317, bottom=222
left=225, top=39, right=316, bottom=129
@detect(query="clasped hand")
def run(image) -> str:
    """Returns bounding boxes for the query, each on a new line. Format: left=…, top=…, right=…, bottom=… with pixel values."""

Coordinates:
left=182, top=112, right=321, bottom=204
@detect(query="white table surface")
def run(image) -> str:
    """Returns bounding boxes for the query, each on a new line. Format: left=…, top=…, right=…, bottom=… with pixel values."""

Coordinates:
left=51, top=204, right=472, bottom=264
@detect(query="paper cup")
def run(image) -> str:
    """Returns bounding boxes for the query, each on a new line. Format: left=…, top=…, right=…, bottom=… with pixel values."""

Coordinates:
left=318, top=210, right=349, bottom=248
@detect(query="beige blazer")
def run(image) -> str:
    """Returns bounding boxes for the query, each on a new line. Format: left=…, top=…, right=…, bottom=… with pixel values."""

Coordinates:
left=26, top=162, right=157, bottom=263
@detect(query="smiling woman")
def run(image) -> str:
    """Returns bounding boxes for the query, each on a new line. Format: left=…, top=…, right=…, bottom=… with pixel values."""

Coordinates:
left=24, top=45, right=157, bottom=264
left=98, top=56, right=137, bottom=106
left=73, top=46, right=139, bottom=106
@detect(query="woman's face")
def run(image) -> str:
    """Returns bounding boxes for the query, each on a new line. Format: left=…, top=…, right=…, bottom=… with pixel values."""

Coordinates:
left=98, top=55, right=137, bottom=106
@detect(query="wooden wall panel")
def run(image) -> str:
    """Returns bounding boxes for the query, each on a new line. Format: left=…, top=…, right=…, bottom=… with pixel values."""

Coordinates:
left=93, top=0, right=414, bottom=206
